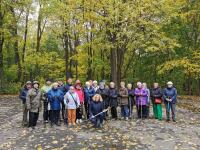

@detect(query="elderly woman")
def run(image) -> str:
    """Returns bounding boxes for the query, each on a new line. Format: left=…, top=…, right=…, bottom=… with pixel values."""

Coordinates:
left=127, top=83, right=135, bottom=118
left=163, top=81, right=177, bottom=122
left=89, top=94, right=104, bottom=128
left=134, top=82, right=148, bottom=119
left=142, top=83, right=150, bottom=118
left=151, top=83, right=163, bottom=120
left=74, top=80, right=84, bottom=123
left=119, top=81, right=129, bottom=120
left=108, top=82, right=118, bottom=119
left=64, top=86, right=80, bottom=126
left=47, top=82, right=64, bottom=127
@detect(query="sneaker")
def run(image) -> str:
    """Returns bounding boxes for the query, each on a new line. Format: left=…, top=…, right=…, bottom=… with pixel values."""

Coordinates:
left=68, top=123, right=72, bottom=127
left=166, top=119, right=170, bottom=122
left=55, top=123, right=61, bottom=126
left=76, top=119, right=79, bottom=124
left=125, top=117, right=129, bottom=121
left=45, top=120, right=49, bottom=123
left=79, top=119, right=83, bottom=123
left=172, top=119, right=176, bottom=122
left=72, top=123, right=76, bottom=126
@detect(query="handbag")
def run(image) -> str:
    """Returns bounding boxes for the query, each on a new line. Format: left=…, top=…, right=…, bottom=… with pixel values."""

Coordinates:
left=155, top=98, right=162, bottom=104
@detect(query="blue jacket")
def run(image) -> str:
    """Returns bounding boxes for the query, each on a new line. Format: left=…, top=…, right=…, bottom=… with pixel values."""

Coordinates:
left=163, top=87, right=177, bottom=104
left=19, top=87, right=29, bottom=104
left=63, top=83, right=72, bottom=94
left=47, top=88, right=64, bottom=110
left=84, top=87, right=95, bottom=103
left=89, top=100, right=104, bottom=117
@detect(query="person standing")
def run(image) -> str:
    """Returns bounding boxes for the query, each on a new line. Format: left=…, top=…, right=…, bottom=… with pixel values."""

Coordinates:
left=108, top=82, right=118, bottom=120
left=89, top=94, right=104, bottom=128
left=142, top=83, right=150, bottom=118
left=134, top=82, right=148, bottom=119
left=74, top=80, right=84, bottom=123
left=47, top=82, right=64, bottom=127
left=151, top=83, right=163, bottom=121
left=19, top=81, right=32, bottom=127
left=119, top=82, right=129, bottom=120
left=26, top=81, right=42, bottom=130
left=41, top=79, right=52, bottom=123
left=84, top=81, right=95, bottom=119
left=57, top=79, right=65, bottom=121
left=64, top=78, right=73, bottom=94
left=93, top=80, right=99, bottom=93
left=163, top=81, right=177, bottom=122
left=127, top=83, right=135, bottom=118
left=64, top=86, right=80, bottom=126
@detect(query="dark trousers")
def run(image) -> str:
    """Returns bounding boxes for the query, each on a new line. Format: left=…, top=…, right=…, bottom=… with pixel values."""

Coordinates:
left=61, top=101, right=65, bottom=120
left=91, top=114, right=104, bottom=128
left=84, top=101, right=89, bottom=119
left=111, top=106, right=117, bottom=119
left=165, top=102, right=176, bottom=120
left=76, top=105, right=83, bottom=119
left=29, top=111, right=39, bottom=128
left=137, top=105, right=148, bottom=119
left=51, top=110, right=60, bottom=125
left=43, top=101, right=50, bottom=121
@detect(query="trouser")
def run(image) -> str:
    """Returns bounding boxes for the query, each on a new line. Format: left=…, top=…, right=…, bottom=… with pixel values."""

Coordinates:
left=137, top=105, right=148, bottom=119
left=84, top=101, right=89, bottom=119
left=68, top=109, right=76, bottom=124
left=43, top=100, right=50, bottom=121
left=76, top=105, right=83, bottom=120
left=91, top=114, right=104, bottom=128
left=121, top=105, right=129, bottom=118
left=153, top=103, right=162, bottom=120
left=165, top=102, right=176, bottom=120
left=147, top=105, right=150, bottom=118
left=29, top=111, right=39, bottom=128
left=128, top=99, right=134, bottom=117
left=61, top=101, right=65, bottom=120
left=22, top=103, right=28, bottom=126
left=111, top=106, right=117, bottom=119
left=51, top=110, right=60, bottom=125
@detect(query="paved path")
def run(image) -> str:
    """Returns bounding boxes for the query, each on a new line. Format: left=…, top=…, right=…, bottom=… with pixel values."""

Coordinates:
left=0, top=95, right=200, bottom=150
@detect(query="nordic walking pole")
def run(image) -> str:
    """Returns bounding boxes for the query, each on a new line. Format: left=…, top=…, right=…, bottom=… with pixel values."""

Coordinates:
left=129, top=97, right=132, bottom=118
left=141, top=93, right=143, bottom=120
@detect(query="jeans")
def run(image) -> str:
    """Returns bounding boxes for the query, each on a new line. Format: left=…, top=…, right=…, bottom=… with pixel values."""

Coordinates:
left=121, top=105, right=129, bottom=118
left=165, top=102, right=176, bottom=120
left=91, top=114, right=104, bottom=127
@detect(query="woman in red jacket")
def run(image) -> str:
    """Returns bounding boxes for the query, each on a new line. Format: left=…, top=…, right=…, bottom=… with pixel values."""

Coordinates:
left=74, top=80, right=85, bottom=123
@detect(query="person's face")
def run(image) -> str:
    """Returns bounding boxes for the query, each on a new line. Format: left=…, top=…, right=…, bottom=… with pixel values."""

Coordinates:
left=86, top=82, right=90, bottom=88
left=142, top=83, right=147, bottom=88
left=26, top=84, right=32, bottom=89
left=167, top=84, right=173, bottom=88
left=57, top=80, right=63, bottom=85
left=70, top=87, right=75, bottom=93
left=46, top=81, right=51, bottom=86
left=53, top=84, right=58, bottom=89
left=110, top=82, right=115, bottom=88
left=120, top=82, right=125, bottom=88
left=33, top=84, right=39, bottom=89
left=68, top=78, right=72, bottom=84
left=95, top=95, right=100, bottom=101
left=76, top=84, right=81, bottom=89
left=127, top=84, right=132, bottom=89
left=138, top=83, right=142, bottom=89
left=93, top=83, right=98, bottom=87
left=154, top=83, right=158, bottom=88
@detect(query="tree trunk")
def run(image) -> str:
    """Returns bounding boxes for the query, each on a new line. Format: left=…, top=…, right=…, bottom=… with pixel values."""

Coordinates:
left=63, top=33, right=69, bottom=82
left=0, top=9, right=4, bottom=88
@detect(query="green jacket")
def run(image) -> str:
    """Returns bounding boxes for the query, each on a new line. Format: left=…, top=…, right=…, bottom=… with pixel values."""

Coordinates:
left=26, top=88, right=42, bottom=113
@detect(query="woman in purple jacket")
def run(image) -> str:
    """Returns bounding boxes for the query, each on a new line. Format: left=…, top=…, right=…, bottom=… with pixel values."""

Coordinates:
left=134, top=82, right=148, bottom=119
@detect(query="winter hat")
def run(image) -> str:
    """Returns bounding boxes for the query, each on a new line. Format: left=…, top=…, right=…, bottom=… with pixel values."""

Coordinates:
left=167, top=81, right=173, bottom=85
left=26, top=81, right=32, bottom=85
left=33, top=81, right=39, bottom=85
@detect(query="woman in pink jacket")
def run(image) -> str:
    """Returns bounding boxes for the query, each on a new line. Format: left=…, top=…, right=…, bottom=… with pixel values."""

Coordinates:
left=74, top=80, right=85, bottom=123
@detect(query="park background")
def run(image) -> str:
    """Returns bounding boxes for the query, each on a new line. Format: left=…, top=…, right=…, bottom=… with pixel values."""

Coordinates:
left=0, top=0, right=200, bottom=95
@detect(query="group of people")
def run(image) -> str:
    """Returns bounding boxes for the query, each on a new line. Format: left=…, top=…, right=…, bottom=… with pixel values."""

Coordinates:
left=19, top=78, right=177, bottom=130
